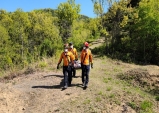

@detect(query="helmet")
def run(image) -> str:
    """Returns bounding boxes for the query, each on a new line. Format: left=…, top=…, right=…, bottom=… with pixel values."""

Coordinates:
left=84, top=42, right=89, bottom=47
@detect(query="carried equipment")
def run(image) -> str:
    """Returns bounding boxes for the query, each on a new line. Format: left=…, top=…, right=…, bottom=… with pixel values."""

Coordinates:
left=73, top=60, right=81, bottom=69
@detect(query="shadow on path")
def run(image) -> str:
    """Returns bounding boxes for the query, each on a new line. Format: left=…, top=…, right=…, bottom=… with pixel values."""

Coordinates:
left=32, top=73, right=86, bottom=90
left=32, top=78, right=64, bottom=89
left=32, top=81, right=84, bottom=91
left=43, top=74, right=63, bottom=78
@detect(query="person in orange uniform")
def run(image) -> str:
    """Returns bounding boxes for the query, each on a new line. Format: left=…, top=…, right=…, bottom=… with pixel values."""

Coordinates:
left=68, top=42, right=78, bottom=77
left=57, top=44, right=75, bottom=89
left=80, top=42, right=93, bottom=88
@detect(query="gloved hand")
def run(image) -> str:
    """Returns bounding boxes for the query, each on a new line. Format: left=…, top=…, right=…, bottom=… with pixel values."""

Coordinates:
left=91, top=63, right=93, bottom=69
left=57, top=64, right=59, bottom=69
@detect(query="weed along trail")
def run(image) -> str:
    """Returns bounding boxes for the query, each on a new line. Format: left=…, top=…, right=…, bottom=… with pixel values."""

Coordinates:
left=0, top=38, right=159, bottom=113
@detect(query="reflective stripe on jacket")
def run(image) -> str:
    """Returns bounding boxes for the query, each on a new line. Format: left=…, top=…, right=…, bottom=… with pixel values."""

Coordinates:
left=80, top=49, right=93, bottom=65
left=58, top=51, right=75, bottom=66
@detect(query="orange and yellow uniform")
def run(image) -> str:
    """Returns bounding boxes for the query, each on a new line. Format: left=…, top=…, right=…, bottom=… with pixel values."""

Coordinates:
left=58, top=51, right=75, bottom=66
left=80, top=49, right=93, bottom=65
left=68, top=48, right=78, bottom=60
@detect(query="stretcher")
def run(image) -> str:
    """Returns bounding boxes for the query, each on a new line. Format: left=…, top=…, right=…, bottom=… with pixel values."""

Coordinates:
left=73, top=60, right=81, bottom=69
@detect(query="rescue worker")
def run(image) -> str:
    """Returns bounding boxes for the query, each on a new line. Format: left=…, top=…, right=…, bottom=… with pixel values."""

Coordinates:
left=57, top=44, right=75, bottom=89
left=68, top=42, right=78, bottom=77
left=80, top=42, right=93, bottom=88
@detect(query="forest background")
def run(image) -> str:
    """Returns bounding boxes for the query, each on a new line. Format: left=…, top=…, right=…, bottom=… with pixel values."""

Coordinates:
left=0, top=0, right=159, bottom=76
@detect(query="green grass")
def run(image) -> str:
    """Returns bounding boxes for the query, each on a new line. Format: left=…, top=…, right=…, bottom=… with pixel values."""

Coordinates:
left=62, top=42, right=157, bottom=112
left=106, top=86, right=112, bottom=91
left=1, top=40, right=158, bottom=113
left=95, top=97, right=102, bottom=102
left=98, top=91, right=103, bottom=95
left=128, top=101, right=137, bottom=110
left=83, top=99, right=91, bottom=104
left=140, top=100, right=153, bottom=112
left=109, top=94, right=115, bottom=98
left=114, top=100, right=121, bottom=105
left=103, top=78, right=109, bottom=83
left=38, top=61, right=47, bottom=68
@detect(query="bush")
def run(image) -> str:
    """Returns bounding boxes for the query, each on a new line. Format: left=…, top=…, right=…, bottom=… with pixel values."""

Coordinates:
left=91, top=44, right=106, bottom=55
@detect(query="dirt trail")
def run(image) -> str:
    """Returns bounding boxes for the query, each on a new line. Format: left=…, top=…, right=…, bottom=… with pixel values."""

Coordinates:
left=0, top=39, right=104, bottom=113
left=0, top=70, right=87, bottom=113
left=0, top=38, right=158, bottom=113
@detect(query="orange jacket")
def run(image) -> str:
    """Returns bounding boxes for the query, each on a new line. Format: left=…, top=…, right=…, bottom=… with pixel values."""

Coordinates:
left=80, top=49, right=93, bottom=65
left=58, top=51, right=75, bottom=66
left=68, top=48, right=78, bottom=59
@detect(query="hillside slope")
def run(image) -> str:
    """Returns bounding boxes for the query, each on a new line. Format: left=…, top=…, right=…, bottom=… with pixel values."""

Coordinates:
left=0, top=39, right=159, bottom=113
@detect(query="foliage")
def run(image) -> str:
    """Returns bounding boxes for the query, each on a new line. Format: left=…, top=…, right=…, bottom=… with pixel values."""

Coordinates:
left=101, top=0, right=159, bottom=65
left=56, top=0, right=80, bottom=42
left=92, top=0, right=110, bottom=46
left=140, top=100, right=153, bottom=112
left=0, top=9, right=63, bottom=71
left=155, top=96, right=159, bottom=101
left=68, top=18, right=99, bottom=50
left=130, top=0, right=159, bottom=64
left=93, top=1, right=103, bottom=17
left=2, top=0, right=159, bottom=74
left=92, top=44, right=106, bottom=55
left=128, top=101, right=137, bottom=110
left=0, top=2, right=101, bottom=72
left=0, top=25, right=13, bottom=69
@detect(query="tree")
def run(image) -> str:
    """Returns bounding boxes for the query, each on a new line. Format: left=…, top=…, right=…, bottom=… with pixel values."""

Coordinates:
left=130, top=0, right=159, bottom=63
left=28, top=11, right=62, bottom=58
left=9, top=9, right=31, bottom=66
left=0, top=10, right=13, bottom=29
left=92, top=0, right=110, bottom=51
left=0, top=25, right=12, bottom=69
left=56, top=0, right=80, bottom=42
